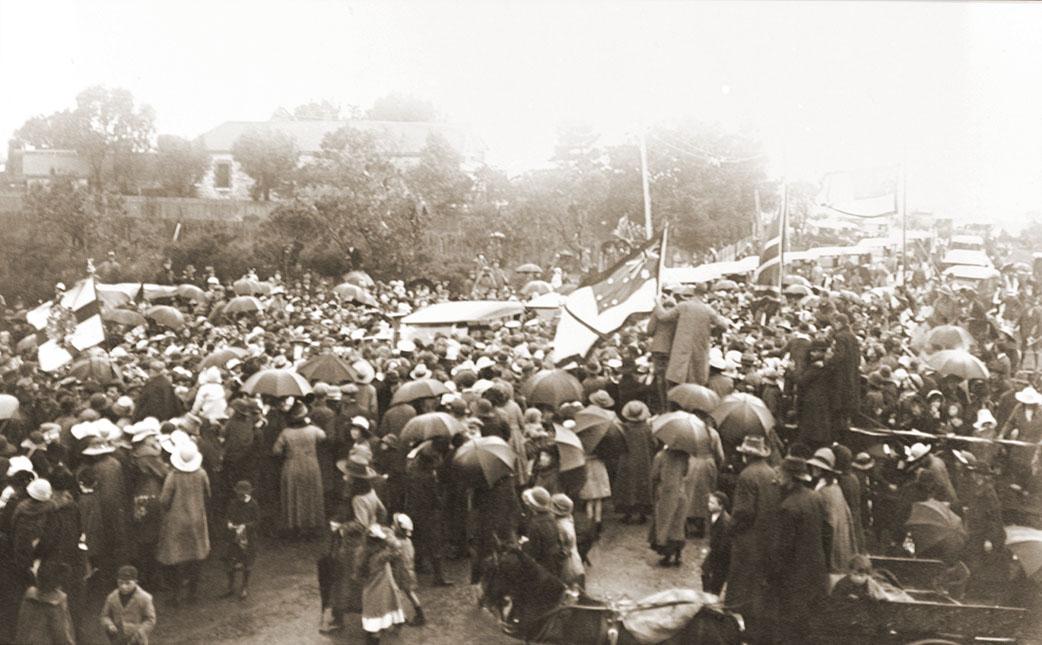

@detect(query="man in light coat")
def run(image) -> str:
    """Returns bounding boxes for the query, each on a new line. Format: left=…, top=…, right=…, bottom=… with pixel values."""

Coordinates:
left=101, top=565, right=156, bottom=644
left=647, top=287, right=679, bottom=411
left=654, top=286, right=729, bottom=387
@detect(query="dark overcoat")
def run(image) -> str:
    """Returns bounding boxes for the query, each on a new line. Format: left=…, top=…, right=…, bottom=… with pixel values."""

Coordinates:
left=724, top=458, right=779, bottom=614
left=613, top=419, right=654, bottom=514
left=828, top=330, right=861, bottom=415
left=797, top=362, right=833, bottom=445
left=770, top=485, right=830, bottom=623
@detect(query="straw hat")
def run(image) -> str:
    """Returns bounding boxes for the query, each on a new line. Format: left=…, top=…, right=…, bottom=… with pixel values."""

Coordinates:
left=1015, top=386, right=1042, bottom=406
left=973, top=408, right=997, bottom=430
left=549, top=493, right=574, bottom=517
left=621, top=400, right=651, bottom=422
left=588, top=390, right=615, bottom=409
left=735, top=435, right=771, bottom=458
left=904, top=442, right=932, bottom=465
left=852, top=452, right=876, bottom=471
left=27, top=478, right=52, bottom=502
left=171, top=442, right=203, bottom=473
left=781, top=456, right=812, bottom=482
left=409, top=364, right=432, bottom=380
left=522, top=486, right=552, bottom=513
left=806, top=447, right=837, bottom=473
left=337, top=455, right=379, bottom=479
left=6, top=455, right=34, bottom=477
left=352, top=360, right=376, bottom=384
left=81, top=436, right=115, bottom=456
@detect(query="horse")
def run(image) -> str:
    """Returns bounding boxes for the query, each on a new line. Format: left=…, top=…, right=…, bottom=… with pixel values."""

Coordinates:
left=480, top=540, right=742, bottom=645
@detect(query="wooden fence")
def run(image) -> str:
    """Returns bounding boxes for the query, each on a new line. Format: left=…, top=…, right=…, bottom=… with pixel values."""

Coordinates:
left=0, top=191, right=278, bottom=222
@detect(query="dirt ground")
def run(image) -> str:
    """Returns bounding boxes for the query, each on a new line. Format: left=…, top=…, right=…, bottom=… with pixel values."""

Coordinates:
left=81, top=518, right=710, bottom=644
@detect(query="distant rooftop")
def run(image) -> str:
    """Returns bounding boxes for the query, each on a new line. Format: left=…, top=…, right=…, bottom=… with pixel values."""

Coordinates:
left=197, top=119, right=486, bottom=158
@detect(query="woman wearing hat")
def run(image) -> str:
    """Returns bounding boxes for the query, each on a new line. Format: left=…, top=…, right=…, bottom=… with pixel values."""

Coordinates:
left=550, top=493, right=585, bottom=587
left=614, top=401, right=654, bottom=525
left=273, top=401, right=327, bottom=538
left=156, top=441, right=210, bottom=605
left=78, top=434, right=130, bottom=583
left=126, top=420, right=171, bottom=591
left=807, top=447, right=859, bottom=571
left=649, top=444, right=696, bottom=567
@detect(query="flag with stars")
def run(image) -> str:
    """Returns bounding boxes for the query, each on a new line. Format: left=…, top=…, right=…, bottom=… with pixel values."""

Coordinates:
left=552, top=230, right=665, bottom=362
left=26, top=277, right=106, bottom=372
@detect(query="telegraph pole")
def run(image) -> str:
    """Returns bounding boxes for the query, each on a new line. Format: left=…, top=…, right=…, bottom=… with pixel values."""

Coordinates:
left=640, top=129, right=653, bottom=240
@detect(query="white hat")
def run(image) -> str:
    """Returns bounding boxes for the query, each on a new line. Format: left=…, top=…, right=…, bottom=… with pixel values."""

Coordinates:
left=475, top=356, right=496, bottom=371
left=905, top=442, right=932, bottom=463
left=6, top=455, right=34, bottom=477
left=504, top=320, right=521, bottom=330
left=81, top=437, right=116, bottom=456
left=469, top=379, right=495, bottom=395
left=350, top=416, right=370, bottom=431
left=393, top=513, right=414, bottom=534
left=27, top=478, right=52, bottom=502
left=94, top=419, right=123, bottom=443
left=352, top=360, right=376, bottom=384
left=451, top=360, right=477, bottom=376
left=409, top=364, right=432, bottom=380
left=368, top=524, right=387, bottom=540
left=70, top=421, right=99, bottom=441
left=160, top=429, right=192, bottom=454
left=396, top=339, right=416, bottom=354
left=171, top=442, right=203, bottom=472
left=973, top=408, right=997, bottom=429
left=1015, top=386, right=1042, bottom=406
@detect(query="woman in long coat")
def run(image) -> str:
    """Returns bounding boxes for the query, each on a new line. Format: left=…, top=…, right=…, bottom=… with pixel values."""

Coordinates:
left=684, top=413, right=725, bottom=538
left=649, top=446, right=695, bottom=566
left=272, top=403, right=326, bottom=536
left=157, top=441, right=210, bottom=603
left=614, top=401, right=654, bottom=524
left=126, top=426, right=171, bottom=590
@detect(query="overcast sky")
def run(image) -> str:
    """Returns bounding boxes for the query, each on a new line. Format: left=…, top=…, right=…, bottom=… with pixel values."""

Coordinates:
left=2, top=1, right=1040, bottom=227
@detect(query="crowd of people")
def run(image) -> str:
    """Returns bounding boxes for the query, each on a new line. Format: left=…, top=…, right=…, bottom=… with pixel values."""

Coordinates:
left=0, top=244, right=1038, bottom=644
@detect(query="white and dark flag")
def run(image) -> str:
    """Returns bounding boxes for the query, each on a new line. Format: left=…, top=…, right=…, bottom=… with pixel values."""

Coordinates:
left=26, top=277, right=106, bottom=371
left=754, top=189, right=787, bottom=288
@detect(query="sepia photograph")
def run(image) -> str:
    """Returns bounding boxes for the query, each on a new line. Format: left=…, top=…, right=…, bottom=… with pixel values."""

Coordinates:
left=0, top=1, right=1040, bottom=643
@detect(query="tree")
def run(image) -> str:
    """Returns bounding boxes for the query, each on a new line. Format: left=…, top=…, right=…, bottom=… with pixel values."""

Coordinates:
left=262, top=127, right=424, bottom=276
left=366, top=92, right=439, bottom=122
left=231, top=128, right=299, bottom=201
left=155, top=135, right=208, bottom=197
left=407, top=133, right=473, bottom=217
left=14, top=86, right=155, bottom=193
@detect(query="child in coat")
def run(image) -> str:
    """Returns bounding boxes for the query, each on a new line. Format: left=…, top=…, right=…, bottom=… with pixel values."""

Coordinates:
left=222, top=480, right=259, bottom=600
left=356, top=524, right=406, bottom=645
left=700, top=491, right=732, bottom=595
left=390, top=513, right=425, bottom=626
left=100, top=565, right=156, bottom=645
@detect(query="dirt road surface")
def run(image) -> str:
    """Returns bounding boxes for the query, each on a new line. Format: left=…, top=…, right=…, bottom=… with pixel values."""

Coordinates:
left=97, top=520, right=709, bottom=644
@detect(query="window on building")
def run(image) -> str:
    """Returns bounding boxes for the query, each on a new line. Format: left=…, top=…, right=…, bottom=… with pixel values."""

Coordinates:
left=214, top=162, right=231, bottom=189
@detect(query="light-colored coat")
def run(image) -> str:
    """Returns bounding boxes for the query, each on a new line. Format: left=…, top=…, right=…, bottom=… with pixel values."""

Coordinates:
left=273, top=424, right=326, bottom=529
left=656, top=299, right=728, bottom=386
left=100, top=586, right=156, bottom=645
left=156, top=469, right=210, bottom=565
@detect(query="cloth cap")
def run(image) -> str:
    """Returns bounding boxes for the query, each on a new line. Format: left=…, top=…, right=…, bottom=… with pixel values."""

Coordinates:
left=117, top=565, right=138, bottom=581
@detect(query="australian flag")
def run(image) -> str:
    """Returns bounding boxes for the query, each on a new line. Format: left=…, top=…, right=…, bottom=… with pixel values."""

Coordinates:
left=552, top=229, right=665, bottom=362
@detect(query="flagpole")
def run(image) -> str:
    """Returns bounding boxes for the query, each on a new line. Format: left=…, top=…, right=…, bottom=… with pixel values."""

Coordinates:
left=778, top=181, right=787, bottom=293
left=899, top=165, right=908, bottom=286
left=657, top=226, right=668, bottom=298
left=640, top=129, right=653, bottom=240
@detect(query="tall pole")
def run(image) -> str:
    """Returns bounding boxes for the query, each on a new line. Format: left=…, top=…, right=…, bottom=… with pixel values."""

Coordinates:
left=778, top=181, right=787, bottom=294
left=639, top=130, right=653, bottom=240
left=899, top=166, right=907, bottom=286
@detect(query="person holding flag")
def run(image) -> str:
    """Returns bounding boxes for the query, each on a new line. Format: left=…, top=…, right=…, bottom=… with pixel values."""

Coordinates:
left=653, top=284, right=730, bottom=387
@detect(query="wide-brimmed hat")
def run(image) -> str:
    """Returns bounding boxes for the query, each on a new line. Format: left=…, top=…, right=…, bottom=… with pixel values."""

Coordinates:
left=286, top=401, right=309, bottom=424
left=904, top=442, right=932, bottom=465
left=852, top=452, right=876, bottom=471
left=410, top=364, right=432, bottom=380
left=806, top=447, right=837, bottom=473
left=588, top=390, right=614, bottom=409
left=522, top=486, right=552, bottom=513
left=112, top=396, right=135, bottom=415
left=27, top=478, right=52, bottom=502
left=1015, top=386, right=1042, bottom=406
left=550, top=493, right=574, bottom=517
left=233, top=480, right=254, bottom=496
left=973, top=408, right=997, bottom=430
left=350, top=416, right=370, bottom=431
left=6, top=455, right=34, bottom=477
left=337, top=455, right=379, bottom=479
left=81, top=437, right=116, bottom=456
left=621, top=400, right=651, bottom=422
left=171, top=443, right=203, bottom=472
left=781, top=456, right=812, bottom=482
left=474, top=356, right=497, bottom=371
left=352, top=360, right=376, bottom=384
left=736, top=435, right=771, bottom=458
left=709, top=349, right=728, bottom=371
left=231, top=398, right=261, bottom=416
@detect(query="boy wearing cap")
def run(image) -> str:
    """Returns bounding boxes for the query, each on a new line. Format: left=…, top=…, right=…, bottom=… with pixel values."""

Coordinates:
left=222, top=480, right=259, bottom=600
left=101, top=565, right=156, bottom=644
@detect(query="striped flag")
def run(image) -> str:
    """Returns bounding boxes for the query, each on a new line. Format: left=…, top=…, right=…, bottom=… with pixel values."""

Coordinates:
left=817, top=166, right=899, bottom=218
left=26, top=277, right=106, bottom=371
left=552, top=230, right=665, bottom=362
left=754, top=185, right=787, bottom=288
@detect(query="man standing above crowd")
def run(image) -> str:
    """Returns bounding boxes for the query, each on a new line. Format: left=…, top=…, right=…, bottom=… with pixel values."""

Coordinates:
left=654, top=285, right=729, bottom=387
left=647, top=287, right=678, bottom=411
left=828, top=313, right=861, bottom=435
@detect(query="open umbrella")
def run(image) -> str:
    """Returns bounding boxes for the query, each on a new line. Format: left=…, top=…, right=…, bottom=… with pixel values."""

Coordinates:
left=523, top=370, right=584, bottom=408
left=144, top=305, right=185, bottom=330
left=223, top=296, right=264, bottom=315
left=712, top=279, right=739, bottom=291
left=572, top=405, right=619, bottom=454
left=400, top=412, right=464, bottom=446
left=782, top=284, right=812, bottom=297
left=711, top=392, right=775, bottom=444
left=176, top=284, right=209, bottom=303
left=69, top=356, right=123, bottom=385
left=453, top=435, right=515, bottom=487
left=102, top=308, right=147, bottom=328
left=344, top=271, right=375, bottom=289
left=333, top=283, right=378, bottom=306
left=553, top=424, right=586, bottom=471
left=0, top=394, right=19, bottom=420
left=782, top=274, right=811, bottom=287
left=233, top=278, right=262, bottom=296
left=924, top=325, right=975, bottom=351
left=297, top=353, right=355, bottom=383
left=516, top=263, right=543, bottom=274
left=1005, top=525, right=1042, bottom=583
left=521, top=280, right=553, bottom=297
left=651, top=411, right=711, bottom=455
left=667, top=384, right=721, bottom=414
left=391, top=379, right=450, bottom=406
left=199, top=347, right=247, bottom=369
left=254, top=281, right=273, bottom=296
left=242, top=369, right=312, bottom=397
left=925, top=349, right=989, bottom=380
left=905, top=499, right=966, bottom=558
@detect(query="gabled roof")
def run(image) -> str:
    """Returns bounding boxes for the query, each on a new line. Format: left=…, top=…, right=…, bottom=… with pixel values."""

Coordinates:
left=197, top=119, right=485, bottom=158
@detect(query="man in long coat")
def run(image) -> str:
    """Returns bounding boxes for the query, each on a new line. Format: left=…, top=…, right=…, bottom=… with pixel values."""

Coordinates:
left=135, top=361, right=183, bottom=422
left=647, top=292, right=678, bottom=411
left=725, top=436, right=779, bottom=643
left=655, top=288, right=729, bottom=387
left=770, top=457, right=830, bottom=644
left=797, top=339, right=834, bottom=448
left=827, top=313, right=861, bottom=433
